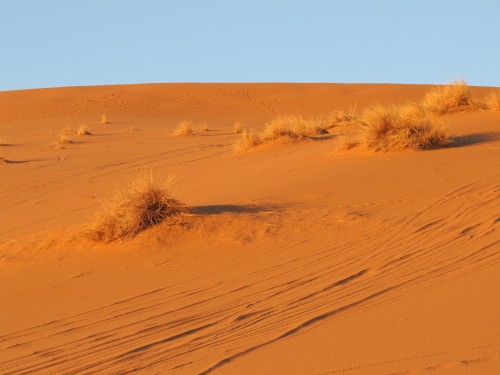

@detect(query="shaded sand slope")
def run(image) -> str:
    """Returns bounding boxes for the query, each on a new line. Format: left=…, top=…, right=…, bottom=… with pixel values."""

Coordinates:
left=0, top=84, right=499, bottom=374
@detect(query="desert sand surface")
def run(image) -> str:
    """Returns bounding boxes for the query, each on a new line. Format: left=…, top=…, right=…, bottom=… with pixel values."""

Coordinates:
left=0, top=83, right=499, bottom=374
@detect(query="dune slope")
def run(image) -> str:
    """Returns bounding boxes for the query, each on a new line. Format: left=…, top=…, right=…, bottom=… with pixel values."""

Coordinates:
left=0, top=83, right=499, bottom=374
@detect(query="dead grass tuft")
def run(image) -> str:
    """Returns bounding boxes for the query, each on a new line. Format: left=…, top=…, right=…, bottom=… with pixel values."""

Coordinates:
left=77, top=124, right=92, bottom=136
left=484, top=91, right=500, bottom=111
left=233, top=129, right=262, bottom=152
left=338, top=132, right=359, bottom=150
left=86, top=173, right=187, bottom=242
left=234, top=114, right=327, bottom=151
left=173, top=120, right=195, bottom=136
left=327, top=107, right=360, bottom=128
left=101, top=114, right=108, bottom=124
left=261, top=114, right=326, bottom=142
left=198, top=123, right=209, bottom=132
left=421, top=80, right=473, bottom=115
left=359, top=103, right=449, bottom=151
left=0, top=138, right=8, bottom=146
left=234, top=121, right=244, bottom=133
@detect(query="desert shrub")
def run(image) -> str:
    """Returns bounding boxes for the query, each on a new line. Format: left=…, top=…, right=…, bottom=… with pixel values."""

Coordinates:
left=337, top=132, right=359, bottom=150
left=198, top=122, right=209, bottom=131
left=77, top=124, right=92, bottom=135
left=87, top=173, right=187, bottom=242
left=360, top=103, right=449, bottom=151
left=234, top=121, right=244, bottom=133
left=327, top=107, right=360, bottom=128
left=421, top=80, right=473, bottom=115
left=484, top=91, right=500, bottom=111
left=233, top=129, right=262, bottom=152
left=261, top=114, right=326, bottom=141
left=173, top=120, right=195, bottom=136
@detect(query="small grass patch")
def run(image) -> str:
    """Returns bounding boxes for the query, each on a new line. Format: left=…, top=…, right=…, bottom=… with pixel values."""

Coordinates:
left=77, top=124, right=92, bottom=136
left=86, top=173, right=187, bottom=242
left=421, top=80, right=473, bottom=115
left=234, top=121, right=244, bottom=133
left=173, top=120, right=195, bottom=136
left=359, top=103, right=449, bottom=151
left=484, top=91, right=500, bottom=111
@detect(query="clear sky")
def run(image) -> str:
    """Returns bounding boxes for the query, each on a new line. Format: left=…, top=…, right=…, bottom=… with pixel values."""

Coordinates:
left=1, top=0, right=499, bottom=91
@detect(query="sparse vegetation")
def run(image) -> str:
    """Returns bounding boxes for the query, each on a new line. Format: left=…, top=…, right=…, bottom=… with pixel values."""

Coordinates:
left=101, top=114, right=108, bottom=124
left=173, top=120, right=195, bottom=136
left=338, top=132, right=359, bottom=151
left=77, top=124, right=92, bottom=136
left=233, top=129, right=262, bottom=152
left=58, top=133, right=72, bottom=146
left=421, top=80, right=473, bottom=115
left=0, top=138, right=8, bottom=146
left=359, top=103, right=449, bottom=151
left=199, top=123, right=209, bottom=132
left=327, top=107, right=360, bottom=128
left=234, top=114, right=327, bottom=151
left=261, top=114, right=326, bottom=141
left=484, top=91, right=500, bottom=111
left=234, top=121, right=244, bottom=133
left=87, top=173, right=187, bottom=242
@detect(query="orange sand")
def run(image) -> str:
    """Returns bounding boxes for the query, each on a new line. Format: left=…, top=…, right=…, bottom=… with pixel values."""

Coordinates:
left=0, top=83, right=499, bottom=374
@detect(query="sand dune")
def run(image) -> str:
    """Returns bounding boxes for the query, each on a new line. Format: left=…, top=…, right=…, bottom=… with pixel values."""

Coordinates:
left=1, top=83, right=499, bottom=374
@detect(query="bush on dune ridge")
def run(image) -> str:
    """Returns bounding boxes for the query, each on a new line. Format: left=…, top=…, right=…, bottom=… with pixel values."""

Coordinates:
left=421, top=80, right=474, bottom=115
left=359, top=103, right=449, bottom=151
left=87, top=173, right=187, bottom=242
left=234, top=114, right=327, bottom=151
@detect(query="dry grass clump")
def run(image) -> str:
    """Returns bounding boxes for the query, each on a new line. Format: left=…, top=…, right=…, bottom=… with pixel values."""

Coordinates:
left=261, top=114, right=326, bottom=141
left=57, top=133, right=72, bottom=147
left=421, top=80, right=473, bottom=115
left=359, top=103, right=449, bottom=151
left=233, top=114, right=327, bottom=151
left=234, top=121, right=244, bottom=133
left=198, top=122, right=209, bottom=132
left=0, top=138, right=8, bottom=146
left=87, top=173, right=187, bottom=242
left=338, top=132, right=359, bottom=150
left=101, top=114, right=108, bottom=124
left=173, top=120, right=195, bottom=136
left=327, top=107, right=360, bottom=128
left=484, top=91, right=500, bottom=111
left=233, top=129, right=262, bottom=152
left=77, top=124, right=92, bottom=136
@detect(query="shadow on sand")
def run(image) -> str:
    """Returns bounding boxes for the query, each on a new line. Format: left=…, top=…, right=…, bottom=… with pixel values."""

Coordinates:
left=190, top=204, right=275, bottom=215
left=451, top=132, right=500, bottom=147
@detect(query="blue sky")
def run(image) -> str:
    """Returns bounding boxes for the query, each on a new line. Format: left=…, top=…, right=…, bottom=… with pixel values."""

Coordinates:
left=1, top=0, right=499, bottom=91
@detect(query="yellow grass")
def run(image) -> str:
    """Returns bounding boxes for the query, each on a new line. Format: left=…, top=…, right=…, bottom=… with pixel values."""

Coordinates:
left=234, top=114, right=327, bottom=151
left=77, top=124, right=92, bottom=136
left=261, top=114, right=326, bottom=141
left=86, top=173, right=187, bottom=242
left=484, top=91, right=500, bottom=111
left=233, top=129, right=262, bottom=152
left=337, top=132, right=359, bottom=151
left=327, top=107, right=359, bottom=128
left=101, top=114, right=108, bottom=124
left=0, top=137, right=8, bottom=146
left=199, top=123, right=209, bottom=132
left=421, top=80, right=472, bottom=115
left=173, top=120, right=195, bottom=136
left=234, top=121, right=244, bottom=133
left=360, top=103, right=449, bottom=151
